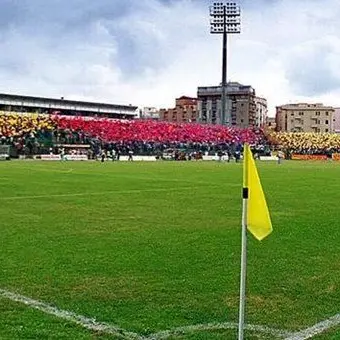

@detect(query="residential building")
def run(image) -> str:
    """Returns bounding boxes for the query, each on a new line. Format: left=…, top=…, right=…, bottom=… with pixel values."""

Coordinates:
left=159, top=96, right=198, bottom=123
left=333, top=108, right=340, bottom=133
left=0, top=93, right=138, bottom=119
left=197, top=82, right=256, bottom=128
left=266, top=117, right=276, bottom=131
left=254, top=97, right=268, bottom=128
left=140, top=107, right=160, bottom=120
left=276, top=103, right=334, bottom=133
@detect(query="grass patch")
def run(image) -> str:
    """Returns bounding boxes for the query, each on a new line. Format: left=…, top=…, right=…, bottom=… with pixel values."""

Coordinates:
left=0, top=160, right=340, bottom=339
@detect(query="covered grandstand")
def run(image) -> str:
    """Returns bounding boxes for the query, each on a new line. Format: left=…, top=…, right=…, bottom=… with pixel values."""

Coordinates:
left=0, top=93, right=138, bottom=119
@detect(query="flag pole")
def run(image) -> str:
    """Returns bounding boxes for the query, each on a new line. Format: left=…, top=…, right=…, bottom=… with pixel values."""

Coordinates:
left=238, top=144, right=249, bottom=340
left=238, top=195, right=248, bottom=340
left=238, top=143, right=273, bottom=339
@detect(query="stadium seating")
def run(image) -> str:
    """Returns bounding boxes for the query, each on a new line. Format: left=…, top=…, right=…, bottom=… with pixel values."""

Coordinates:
left=0, top=112, right=54, bottom=136
left=54, top=116, right=264, bottom=144
left=14, top=112, right=340, bottom=158
left=54, top=116, right=268, bottom=156
left=267, top=132, right=340, bottom=154
left=0, top=112, right=268, bottom=156
left=5, top=112, right=340, bottom=158
left=0, top=112, right=55, bottom=155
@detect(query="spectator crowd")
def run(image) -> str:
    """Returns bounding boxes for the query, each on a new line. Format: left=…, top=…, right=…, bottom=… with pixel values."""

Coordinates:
left=55, top=116, right=267, bottom=156
left=267, top=132, right=340, bottom=155
left=0, top=113, right=266, bottom=157
left=2, top=111, right=340, bottom=159
left=0, top=112, right=55, bottom=155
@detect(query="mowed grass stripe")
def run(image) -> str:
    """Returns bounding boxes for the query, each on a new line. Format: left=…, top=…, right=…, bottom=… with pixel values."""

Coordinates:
left=0, top=161, right=340, bottom=339
left=0, top=185, right=226, bottom=201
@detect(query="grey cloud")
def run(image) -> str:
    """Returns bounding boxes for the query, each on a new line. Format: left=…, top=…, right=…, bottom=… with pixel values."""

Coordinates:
left=0, top=0, right=175, bottom=101
left=1, top=0, right=340, bottom=110
left=285, top=40, right=340, bottom=96
left=0, top=0, right=182, bottom=79
left=0, top=0, right=270, bottom=80
left=0, top=0, right=23, bottom=29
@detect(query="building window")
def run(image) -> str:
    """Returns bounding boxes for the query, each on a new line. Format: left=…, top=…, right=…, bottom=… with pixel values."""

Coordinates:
left=325, top=120, right=329, bottom=124
left=326, top=112, right=329, bottom=116
left=325, top=129, right=329, bottom=132
left=299, top=112, right=304, bottom=116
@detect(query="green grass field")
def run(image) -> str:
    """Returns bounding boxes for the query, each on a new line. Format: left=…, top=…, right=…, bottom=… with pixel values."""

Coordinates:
left=0, top=160, right=340, bottom=339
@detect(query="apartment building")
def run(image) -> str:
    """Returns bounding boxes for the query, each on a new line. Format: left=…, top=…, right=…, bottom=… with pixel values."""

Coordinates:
left=276, top=103, right=334, bottom=133
left=255, top=96, right=268, bottom=128
left=266, top=117, right=276, bottom=131
left=159, top=96, right=198, bottom=123
left=333, top=108, right=340, bottom=133
left=140, top=107, right=160, bottom=120
left=197, top=82, right=257, bottom=128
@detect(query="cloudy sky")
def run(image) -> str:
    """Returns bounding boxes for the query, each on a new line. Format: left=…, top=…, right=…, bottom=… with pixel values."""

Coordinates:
left=0, top=0, right=340, bottom=116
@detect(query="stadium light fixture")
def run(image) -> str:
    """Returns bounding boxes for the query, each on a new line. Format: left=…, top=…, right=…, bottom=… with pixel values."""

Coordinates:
left=209, top=2, right=241, bottom=126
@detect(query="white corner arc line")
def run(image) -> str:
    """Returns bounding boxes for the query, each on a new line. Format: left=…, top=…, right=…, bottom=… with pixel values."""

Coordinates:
left=284, top=314, right=340, bottom=340
left=0, top=287, right=290, bottom=339
left=2, top=287, right=339, bottom=339
left=147, top=322, right=292, bottom=339
left=0, top=288, right=144, bottom=340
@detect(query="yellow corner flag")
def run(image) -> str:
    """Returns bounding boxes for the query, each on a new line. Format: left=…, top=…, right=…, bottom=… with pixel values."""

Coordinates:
left=243, top=143, right=272, bottom=241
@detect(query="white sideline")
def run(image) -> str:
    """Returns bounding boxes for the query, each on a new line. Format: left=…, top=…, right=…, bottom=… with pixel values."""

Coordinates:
left=0, top=186, right=202, bottom=201
left=0, top=288, right=143, bottom=340
left=285, top=314, right=340, bottom=340
left=1, top=287, right=339, bottom=339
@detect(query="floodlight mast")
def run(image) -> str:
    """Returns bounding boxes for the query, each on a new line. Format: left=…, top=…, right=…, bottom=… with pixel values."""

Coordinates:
left=210, top=2, right=241, bottom=126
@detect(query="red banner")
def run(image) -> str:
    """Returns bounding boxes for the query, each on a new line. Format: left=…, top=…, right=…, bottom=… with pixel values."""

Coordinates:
left=292, top=154, right=327, bottom=161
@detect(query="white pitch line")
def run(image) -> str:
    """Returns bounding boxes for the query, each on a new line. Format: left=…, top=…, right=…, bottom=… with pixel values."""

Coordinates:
left=147, top=321, right=292, bottom=339
left=285, top=314, right=340, bottom=340
left=6, top=166, right=74, bottom=173
left=0, top=288, right=144, bottom=340
left=3, top=287, right=338, bottom=339
left=0, top=287, right=291, bottom=339
left=0, top=186, right=201, bottom=201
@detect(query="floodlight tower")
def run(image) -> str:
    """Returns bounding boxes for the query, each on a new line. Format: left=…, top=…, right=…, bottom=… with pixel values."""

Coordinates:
left=210, top=2, right=241, bottom=126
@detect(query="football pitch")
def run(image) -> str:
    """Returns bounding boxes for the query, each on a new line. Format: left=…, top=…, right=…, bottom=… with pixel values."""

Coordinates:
left=0, top=160, right=340, bottom=339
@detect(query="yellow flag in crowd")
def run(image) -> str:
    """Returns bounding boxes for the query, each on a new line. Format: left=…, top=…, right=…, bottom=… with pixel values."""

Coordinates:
left=243, top=144, right=272, bottom=241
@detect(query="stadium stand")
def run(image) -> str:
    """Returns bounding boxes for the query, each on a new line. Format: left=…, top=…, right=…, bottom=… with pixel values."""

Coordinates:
left=0, top=112, right=55, bottom=157
left=0, top=112, right=268, bottom=159
left=7, top=112, right=340, bottom=160
left=267, top=132, right=340, bottom=157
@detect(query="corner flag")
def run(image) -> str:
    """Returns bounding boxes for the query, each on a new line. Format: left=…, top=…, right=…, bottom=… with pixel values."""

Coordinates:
left=238, top=143, right=273, bottom=340
left=243, top=143, right=272, bottom=241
